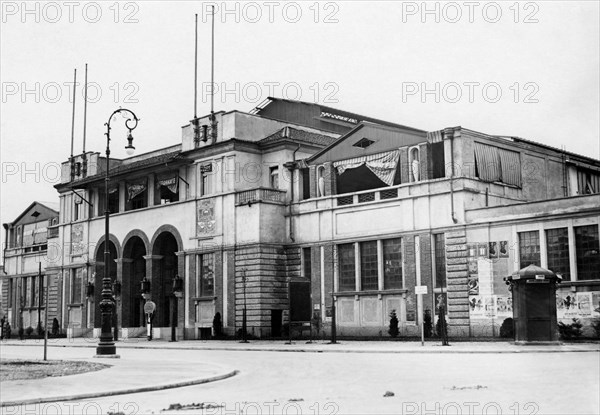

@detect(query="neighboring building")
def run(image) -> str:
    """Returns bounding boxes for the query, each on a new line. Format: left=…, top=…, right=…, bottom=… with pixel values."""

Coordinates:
left=30, top=97, right=600, bottom=339
left=2, top=201, right=60, bottom=334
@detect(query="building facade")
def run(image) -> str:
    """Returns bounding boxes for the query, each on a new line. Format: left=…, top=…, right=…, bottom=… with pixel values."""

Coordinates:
left=4, top=97, right=599, bottom=339
left=2, top=202, right=60, bottom=335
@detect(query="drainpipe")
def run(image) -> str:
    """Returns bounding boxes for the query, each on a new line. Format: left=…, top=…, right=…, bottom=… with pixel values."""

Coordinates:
left=445, top=128, right=458, bottom=224
left=285, top=143, right=301, bottom=243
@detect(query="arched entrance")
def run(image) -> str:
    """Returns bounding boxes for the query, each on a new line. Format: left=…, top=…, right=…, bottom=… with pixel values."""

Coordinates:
left=151, top=232, right=179, bottom=327
left=94, top=240, right=118, bottom=328
left=122, top=236, right=147, bottom=328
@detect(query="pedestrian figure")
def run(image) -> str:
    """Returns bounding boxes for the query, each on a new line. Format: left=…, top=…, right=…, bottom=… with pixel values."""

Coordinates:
left=0, top=317, right=5, bottom=340
left=52, top=318, right=60, bottom=336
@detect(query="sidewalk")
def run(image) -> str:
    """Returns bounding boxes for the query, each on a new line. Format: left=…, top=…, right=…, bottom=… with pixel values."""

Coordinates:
left=2, top=336, right=599, bottom=354
left=0, top=343, right=238, bottom=407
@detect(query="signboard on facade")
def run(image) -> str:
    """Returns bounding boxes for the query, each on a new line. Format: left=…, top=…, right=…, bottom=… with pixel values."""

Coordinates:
left=415, top=285, right=427, bottom=295
left=197, top=198, right=216, bottom=235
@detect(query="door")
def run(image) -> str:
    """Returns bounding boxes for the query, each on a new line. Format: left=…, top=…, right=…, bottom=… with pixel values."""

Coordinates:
left=525, top=284, right=552, bottom=341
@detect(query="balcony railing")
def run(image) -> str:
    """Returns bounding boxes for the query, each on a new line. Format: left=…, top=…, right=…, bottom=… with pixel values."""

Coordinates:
left=236, top=187, right=287, bottom=205
left=337, top=187, right=398, bottom=206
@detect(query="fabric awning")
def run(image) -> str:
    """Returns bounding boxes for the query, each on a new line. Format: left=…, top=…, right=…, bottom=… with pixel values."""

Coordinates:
left=127, top=179, right=147, bottom=201
left=474, top=142, right=522, bottom=187
left=498, top=148, right=521, bottom=187
left=334, top=150, right=400, bottom=186
left=156, top=172, right=179, bottom=194
left=427, top=130, right=443, bottom=143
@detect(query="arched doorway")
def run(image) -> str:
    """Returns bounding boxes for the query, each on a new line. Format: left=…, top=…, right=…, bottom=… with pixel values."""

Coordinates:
left=94, top=241, right=118, bottom=328
left=122, top=236, right=147, bottom=328
left=152, top=232, right=178, bottom=327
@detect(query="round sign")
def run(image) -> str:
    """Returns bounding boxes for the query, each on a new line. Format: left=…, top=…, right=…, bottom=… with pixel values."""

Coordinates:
left=144, top=300, right=156, bottom=314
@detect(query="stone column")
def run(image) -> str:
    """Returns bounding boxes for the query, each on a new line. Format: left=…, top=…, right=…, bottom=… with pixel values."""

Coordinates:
left=445, top=229, right=470, bottom=337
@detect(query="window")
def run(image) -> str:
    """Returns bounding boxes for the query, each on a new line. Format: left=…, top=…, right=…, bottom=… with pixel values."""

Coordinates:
left=30, top=277, right=37, bottom=307
left=270, top=166, right=279, bottom=189
left=302, top=247, right=312, bottom=279
left=126, top=179, right=148, bottom=211
left=99, top=186, right=120, bottom=216
left=197, top=253, right=214, bottom=297
left=433, top=234, right=446, bottom=288
left=301, top=168, right=310, bottom=200
left=575, top=225, right=600, bottom=281
left=71, top=268, right=83, bottom=303
left=519, top=231, right=540, bottom=267
left=353, top=138, right=375, bottom=149
left=383, top=238, right=402, bottom=289
left=156, top=172, right=179, bottom=204
left=338, top=244, right=355, bottom=291
left=576, top=168, right=600, bottom=195
left=73, top=192, right=84, bottom=221
left=360, top=241, right=378, bottom=291
left=201, top=168, right=212, bottom=196
left=430, top=141, right=446, bottom=179
left=546, top=228, right=570, bottom=280
left=8, top=279, right=13, bottom=308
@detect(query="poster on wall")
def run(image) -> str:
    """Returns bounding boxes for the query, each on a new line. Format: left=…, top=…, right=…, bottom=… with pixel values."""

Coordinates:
left=499, top=240, right=510, bottom=258
left=488, top=242, right=499, bottom=259
left=484, top=296, right=495, bottom=318
left=557, top=292, right=595, bottom=319
left=492, top=257, right=509, bottom=295
left=469, top=296, right=485, bottom=318
left=592, top=292, right=600, bottom=317
left=496, top=296, right=513, bottom=318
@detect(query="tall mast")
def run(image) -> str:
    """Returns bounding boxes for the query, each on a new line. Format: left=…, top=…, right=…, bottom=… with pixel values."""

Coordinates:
left=70, top=68, right=77, bottom=181
left=82, top=63, right=88, bottom=177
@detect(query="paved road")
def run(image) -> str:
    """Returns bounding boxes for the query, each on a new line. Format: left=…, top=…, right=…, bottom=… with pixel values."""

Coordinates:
left=1, top=343, right=599, bottom=414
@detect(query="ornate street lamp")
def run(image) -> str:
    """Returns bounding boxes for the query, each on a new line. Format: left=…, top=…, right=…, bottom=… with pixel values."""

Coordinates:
left=171, top=274, right=183, bottom=342
left=112, top=279, right=122, bottom=341
left=96, top=108, right=139, bottom=357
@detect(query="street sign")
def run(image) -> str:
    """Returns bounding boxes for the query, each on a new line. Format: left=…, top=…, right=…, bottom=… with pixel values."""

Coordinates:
left=144, top=301, right=156, bottom=314
left=415, top=285, right=428, bottom=295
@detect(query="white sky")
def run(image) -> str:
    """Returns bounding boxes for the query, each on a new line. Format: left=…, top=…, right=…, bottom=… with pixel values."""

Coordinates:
left=1, top=1, right=599, bottom=255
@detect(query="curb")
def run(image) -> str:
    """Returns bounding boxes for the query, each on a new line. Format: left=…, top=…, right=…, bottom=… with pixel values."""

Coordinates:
left=3, top=341, right=599, bottom=354
left=0, top=369, right=239, bottom=407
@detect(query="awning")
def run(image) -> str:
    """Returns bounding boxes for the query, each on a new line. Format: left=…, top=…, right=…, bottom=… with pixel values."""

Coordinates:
left=498, top=148, right=521, bottom=187
left=334, top=150, right=400, bottom=186
left=474, top=142, right=522, bottom=187
left=474, top=142, right=501, bottom=182
left=156, top=172, right=178, bottom=194
left=427, top=130, right=443, bottom=143
left=127, top=179, right=147, bottom=201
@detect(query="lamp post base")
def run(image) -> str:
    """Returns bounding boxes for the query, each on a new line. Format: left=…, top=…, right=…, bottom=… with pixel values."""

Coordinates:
left=94, top=341, right=120, bottom=358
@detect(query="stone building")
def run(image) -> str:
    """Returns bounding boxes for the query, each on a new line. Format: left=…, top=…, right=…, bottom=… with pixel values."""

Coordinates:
left=4, top=97, right=599, bottom=339
left=2, top=201, right=60, bottom=334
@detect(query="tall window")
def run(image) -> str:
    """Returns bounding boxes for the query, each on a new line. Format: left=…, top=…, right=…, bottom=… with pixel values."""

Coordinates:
left=30, top=277, right=37, bottom=307
left=338, top=244, right=355, bottom=291
left=270, top=166, right=279, bottom=189
left=71, top=268, right=83, bottom=303
left=519, top=231, right=540, bottom=267
left=383, top=238, right=402, bottom=289
left=431, top=141, right=445, bottom=179
left=546, top=228, right=570, bottom=280
left=197, top=253, right=215, bottom=297
left=575, top=225, right=600, bottom=281
left=126, top=179, right=148, bottom=211
left=302, top=247, right=312, bottom=279
left=360, top=241, right=378, bottom=291
left=99, top=187, right=120, bottom=216
left=8, top=279, right=13, bottom=308
left=434, top=233, right=446, bottom=288
left=201, top=168, right=212, bottom=196
left=301, top=168, right=310, bottom=200
left=25, top=277, right=32, bottom=306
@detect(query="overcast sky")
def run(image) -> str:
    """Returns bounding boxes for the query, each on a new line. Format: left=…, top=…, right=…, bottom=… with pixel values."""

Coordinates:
left=1, top=1, right=599, bottom=254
